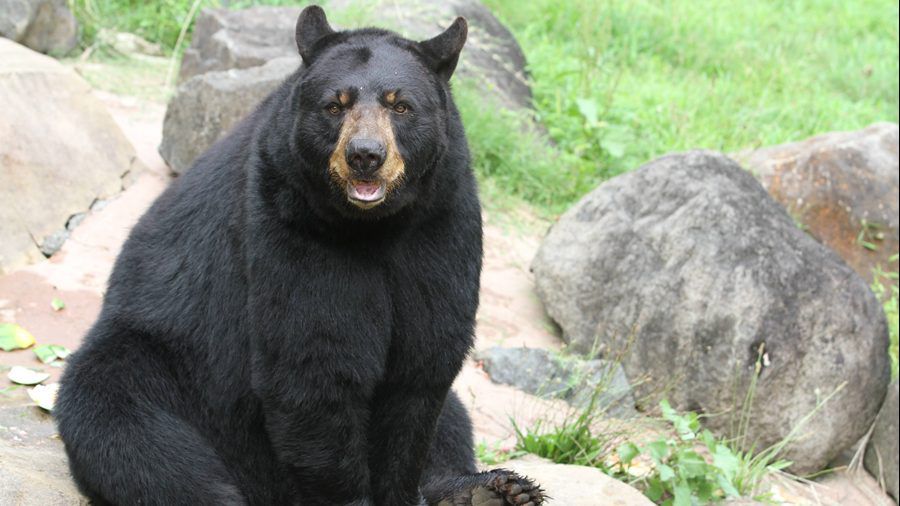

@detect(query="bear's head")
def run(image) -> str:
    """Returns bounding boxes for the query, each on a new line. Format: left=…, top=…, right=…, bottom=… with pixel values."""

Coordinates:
left=287, top=6, right=468, bottom=220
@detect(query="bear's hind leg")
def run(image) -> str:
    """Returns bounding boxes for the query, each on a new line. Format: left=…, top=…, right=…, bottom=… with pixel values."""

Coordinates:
left=55, top=335, right=247, bottom=506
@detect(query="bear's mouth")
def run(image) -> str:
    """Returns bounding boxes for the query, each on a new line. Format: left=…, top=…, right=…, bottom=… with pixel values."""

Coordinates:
left=346, top=180, right=387, bottom=207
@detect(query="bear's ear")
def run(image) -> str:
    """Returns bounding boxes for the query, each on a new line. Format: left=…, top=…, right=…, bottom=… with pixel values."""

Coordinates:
left=295, top=5, right=335, bottom=65
left=419, top=17, right=468, bottom=81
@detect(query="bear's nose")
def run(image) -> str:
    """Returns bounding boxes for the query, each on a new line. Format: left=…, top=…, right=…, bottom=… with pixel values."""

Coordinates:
left=346, top=138, right=386, bottom=177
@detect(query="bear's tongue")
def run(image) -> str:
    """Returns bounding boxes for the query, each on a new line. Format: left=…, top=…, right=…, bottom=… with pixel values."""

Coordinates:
left=348, top=181, right=386, bottom=202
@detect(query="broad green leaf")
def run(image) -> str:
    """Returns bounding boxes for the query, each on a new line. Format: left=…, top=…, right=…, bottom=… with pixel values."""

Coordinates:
left=718, top=474, right=741, bottom=498
left=676, top=448, right=709, bottom=478
left=0, top=323, right=36, bottom=351
left=33, top=344, right=71, bottom=364
left=51, top=297, right=66, bottom=311
left=617, top=442, right=640, bottom=465
left=646, top=439, right=669, bottom=462
left=713, top=445, right=740, bottom=477
left=672, top=480, right=692, bottom=506
left=645, top=477, right=665, bottom=502
left=575, top=98, right=599, bottom=126
left=658, top=463, right=676, bottom=481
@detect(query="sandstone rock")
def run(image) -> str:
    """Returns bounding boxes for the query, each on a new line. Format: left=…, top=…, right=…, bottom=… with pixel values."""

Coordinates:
left=476, top=347, right=636, bottom=418
left=0, top=0, right=77, bottom=55
left=739, top=123, right=899, bottom=285
left=532, top=151, right=890, bottom=474
left=161, top=1, right=532, bottom=173
left=0, top=39, right=143, bottom=273
left=159, top=56, right=299, bottom=175
left=503, top=455, right=654, bottom=505
left=0, top=387, right=87, bottom=505
left=865, top=380, right=898, bottom=501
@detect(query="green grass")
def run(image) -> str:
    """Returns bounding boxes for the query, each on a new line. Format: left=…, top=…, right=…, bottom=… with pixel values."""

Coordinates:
left=481, top=0, right=899, bottom=212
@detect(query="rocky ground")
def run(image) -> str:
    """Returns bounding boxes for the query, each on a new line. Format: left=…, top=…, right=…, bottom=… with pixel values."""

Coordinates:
left=0, top=67, right=894, bottom=504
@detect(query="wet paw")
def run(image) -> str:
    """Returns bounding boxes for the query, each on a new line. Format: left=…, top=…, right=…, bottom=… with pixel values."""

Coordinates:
left=483, top=469, right=545, bottom=506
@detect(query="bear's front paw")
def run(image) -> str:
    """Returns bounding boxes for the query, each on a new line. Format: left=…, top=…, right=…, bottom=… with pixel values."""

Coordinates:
left=482, top=469, right=544, bottom=506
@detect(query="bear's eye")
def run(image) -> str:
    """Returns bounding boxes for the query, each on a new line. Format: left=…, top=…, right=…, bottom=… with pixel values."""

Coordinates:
left=392, top=103, right=410, bottom=114
left=325, top=103, right=342, bottom=116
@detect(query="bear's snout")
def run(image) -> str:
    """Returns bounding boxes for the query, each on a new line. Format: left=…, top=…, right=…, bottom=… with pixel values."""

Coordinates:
left=346, top=138, right=386, bottom=177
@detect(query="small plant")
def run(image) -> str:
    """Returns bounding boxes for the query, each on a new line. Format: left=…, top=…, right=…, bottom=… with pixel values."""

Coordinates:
left=857, top=219, right=885, bottom=251
left=614, top=400, right=790, bottom=505
left=513, top=395, right=613, bottom=468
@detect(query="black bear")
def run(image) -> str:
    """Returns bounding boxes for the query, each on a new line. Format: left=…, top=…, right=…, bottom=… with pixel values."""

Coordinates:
left=55, top=5, right=543, bottom=506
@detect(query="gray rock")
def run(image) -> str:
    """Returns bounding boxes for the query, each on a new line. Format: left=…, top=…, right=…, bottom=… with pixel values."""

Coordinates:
left=0, top=0, right=77, bottom=55
left=738, top=123, right=899, bottom=286
left=161, top=1, right=532, bottom=174
left=476, top=347, right=636, bottom=418
left=0, top=0, right=35, bottom=41
left=178, top=6, right=302, bottom=82
left=532, top=151, right=890, bottom=474
left=159, top=56, right=299, bottom=175
left=0, top=387, right=87, bottom=505
left=866, top=380, right=898, bottom=501
left=0, top=39, right=143, bottom=273
left=39, top=229, right=68, bottom=257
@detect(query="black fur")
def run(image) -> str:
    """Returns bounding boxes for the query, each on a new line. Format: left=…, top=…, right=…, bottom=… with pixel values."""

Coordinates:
left=55, top=6, right=541, bottom=506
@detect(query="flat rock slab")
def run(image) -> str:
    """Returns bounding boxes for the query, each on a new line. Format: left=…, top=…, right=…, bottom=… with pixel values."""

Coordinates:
left=504, top=455, right=653, bottom=506
left=476, top=346, right=636, bottom=418
left=0, top=39, right=143, bottom=273
left=0, top=388, right=86, bottom=505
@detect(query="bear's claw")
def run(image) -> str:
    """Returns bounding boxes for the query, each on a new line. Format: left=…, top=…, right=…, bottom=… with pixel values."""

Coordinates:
left=486, top=470, right=545, bottom=505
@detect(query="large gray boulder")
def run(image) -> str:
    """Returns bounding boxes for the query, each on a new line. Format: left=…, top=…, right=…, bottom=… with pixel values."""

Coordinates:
left=0, top=0, right=77, bottom=55
left=866, top=380, right=898, bottom=501
left=738, top=123, right=899, bottom=285
left=159, top=56, right=299, bottom=177
left=0, top=39, right=143, bottom=273
left=532, top=151, right=890, bottom=474
left=476, top=347, right=636, bottom=418
left=161, top=0, right=532, bottom=174
left=178, top=6, right=301, bottom=82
